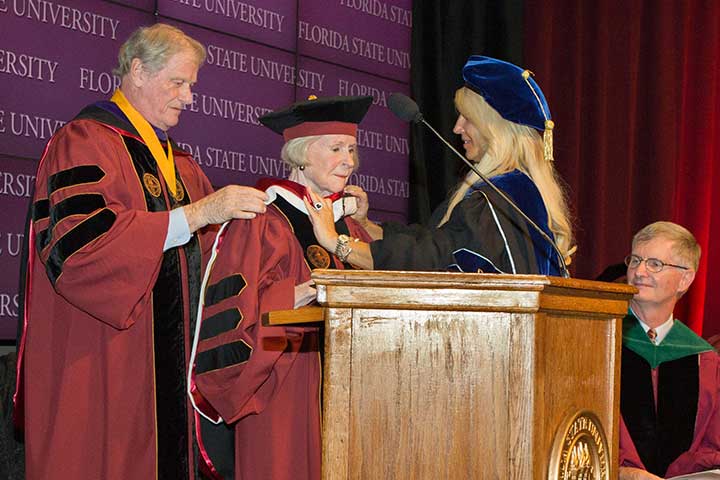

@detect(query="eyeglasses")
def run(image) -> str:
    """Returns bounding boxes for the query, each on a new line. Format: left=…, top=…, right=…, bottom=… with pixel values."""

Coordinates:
left=624, top=254, right=689, bottom=273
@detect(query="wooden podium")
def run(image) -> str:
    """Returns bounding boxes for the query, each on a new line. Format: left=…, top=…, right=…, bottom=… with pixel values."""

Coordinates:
left=282, top=270, right=636, bottom=479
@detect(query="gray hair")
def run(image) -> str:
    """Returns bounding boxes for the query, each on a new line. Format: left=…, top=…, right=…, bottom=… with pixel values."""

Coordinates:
left=633, top=221, right=701, bottom=270
left=280, top=135, right=361, bottom=170
left=280, top=136, right=318, bottom=169
left=113, top=23, right=206, bottom=77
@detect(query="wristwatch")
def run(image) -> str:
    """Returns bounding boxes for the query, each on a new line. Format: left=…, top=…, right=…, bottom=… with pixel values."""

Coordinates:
left=334, top=234, right=353, bottom=262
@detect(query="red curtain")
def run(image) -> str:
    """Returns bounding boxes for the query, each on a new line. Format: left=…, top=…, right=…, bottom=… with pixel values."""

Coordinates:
left=524, top=0, right=720, bottom=337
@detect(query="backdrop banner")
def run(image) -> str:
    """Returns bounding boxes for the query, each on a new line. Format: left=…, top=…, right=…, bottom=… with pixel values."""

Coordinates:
left=0, top=0, right=413, bottom=340
left=0, top=155, right=35, bottom=340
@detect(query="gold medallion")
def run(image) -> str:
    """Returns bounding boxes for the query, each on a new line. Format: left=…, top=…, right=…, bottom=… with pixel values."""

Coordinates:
left=306, top=245, right=331, bottom=269
left=548, top=410, right=609, bottom=480
left=143, top=173, right=161, bottom=197
left=174, top=181, right=185, bottom=202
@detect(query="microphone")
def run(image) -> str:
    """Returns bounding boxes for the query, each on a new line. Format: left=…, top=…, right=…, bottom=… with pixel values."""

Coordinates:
left=388, top=93, right=424, bottom=124
left=388, top=92, right=570, bottom=278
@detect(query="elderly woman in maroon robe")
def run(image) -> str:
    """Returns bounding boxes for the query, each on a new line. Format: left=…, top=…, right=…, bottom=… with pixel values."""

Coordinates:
left=188, top=96, right=373, bottom=480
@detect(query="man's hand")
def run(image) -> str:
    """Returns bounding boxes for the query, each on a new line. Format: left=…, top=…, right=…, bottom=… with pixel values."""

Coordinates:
left=184, top=185, right=268, bottom=232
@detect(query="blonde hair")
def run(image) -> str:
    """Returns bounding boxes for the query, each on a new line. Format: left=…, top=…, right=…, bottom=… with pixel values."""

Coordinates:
left=114, top=24, right=206, bottom=77
left=280, top=135, right=360, bottom=170
left=438, top=87, right=574, bottom=259
left=633, top=221, right=701, bottom=270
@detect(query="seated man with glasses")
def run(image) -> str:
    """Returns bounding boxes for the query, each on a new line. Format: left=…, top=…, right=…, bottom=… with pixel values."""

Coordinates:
left=619, top=221, right=720, bottom=480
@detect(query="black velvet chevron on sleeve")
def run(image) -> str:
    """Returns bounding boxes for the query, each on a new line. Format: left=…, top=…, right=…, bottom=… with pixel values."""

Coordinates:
left=200, top=309, right=243, bottom=341
left=44, top=208, right=116, bottom=285
left=204, top=275, right=247, bottom=308
left=195, top=341, right=252, bottom=375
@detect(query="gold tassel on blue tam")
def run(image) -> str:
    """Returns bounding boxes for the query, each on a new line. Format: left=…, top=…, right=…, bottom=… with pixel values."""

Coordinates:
left=462, top=56, right=555, bottom=162
left=543, top=119, right=554, bottom=162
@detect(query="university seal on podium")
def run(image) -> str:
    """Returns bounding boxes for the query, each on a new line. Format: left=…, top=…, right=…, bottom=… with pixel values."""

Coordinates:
left=307, top=245, right=331, bottom=269
left=548, top=410, right=609, bottom=480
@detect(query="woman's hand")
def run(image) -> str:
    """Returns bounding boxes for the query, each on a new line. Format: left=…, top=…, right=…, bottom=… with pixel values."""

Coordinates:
left=343, top=185, right=384, bottom=240
left=305, top=189, right=376, bottom=270
left=343, top=185, right=370, bottom=225
left=294, top=279, right=317, bottom=308
left=304, top=190, right=339, bottom=253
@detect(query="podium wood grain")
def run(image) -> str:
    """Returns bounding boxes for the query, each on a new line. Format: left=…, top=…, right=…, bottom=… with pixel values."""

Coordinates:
left=302, top=270, right=635, bottom=479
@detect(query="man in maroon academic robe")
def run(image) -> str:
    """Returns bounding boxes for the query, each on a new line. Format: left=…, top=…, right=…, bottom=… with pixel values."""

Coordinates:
left=619, top=222, right=720, bottom=480
left=15, top=24, right=268, bottom=479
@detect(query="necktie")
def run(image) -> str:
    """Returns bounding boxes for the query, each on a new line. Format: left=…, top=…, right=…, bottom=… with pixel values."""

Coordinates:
left=647, top=328, right=657, bottom=344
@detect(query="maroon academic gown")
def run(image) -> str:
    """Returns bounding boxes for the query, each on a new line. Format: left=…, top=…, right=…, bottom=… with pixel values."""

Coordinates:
left=619, top=350, right=720, bottom=476
left=16, top=103, right=215, bottom=479
left=190, top=181, right=370, bottom=480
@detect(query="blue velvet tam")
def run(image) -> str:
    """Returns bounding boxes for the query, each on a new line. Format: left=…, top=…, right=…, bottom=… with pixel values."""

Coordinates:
left=462, top=56, right=551, bottom=132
